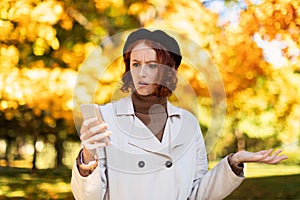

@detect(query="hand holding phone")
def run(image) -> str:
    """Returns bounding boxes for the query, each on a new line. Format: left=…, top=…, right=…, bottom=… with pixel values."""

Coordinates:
left=80, top=104, right=111, bottom=145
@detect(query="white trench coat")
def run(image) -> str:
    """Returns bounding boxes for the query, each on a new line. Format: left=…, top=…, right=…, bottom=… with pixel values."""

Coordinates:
left=71, top=96, right=244, bottom=200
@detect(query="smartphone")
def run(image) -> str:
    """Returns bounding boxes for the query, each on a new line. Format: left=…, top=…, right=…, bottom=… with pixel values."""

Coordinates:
left=80, top=104, right=104, bottom=122
left=80, top=104, right=110, bottom=143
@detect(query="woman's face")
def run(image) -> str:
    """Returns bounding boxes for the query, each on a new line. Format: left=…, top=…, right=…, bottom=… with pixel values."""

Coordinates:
left=130, top=42, right=160, bottom=96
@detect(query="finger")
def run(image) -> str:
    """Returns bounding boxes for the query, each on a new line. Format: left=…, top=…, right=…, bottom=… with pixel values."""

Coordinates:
left=264, top=149, right=279, bottom=161
left=251, top=149, right=272, bottom=161
left=265, top=149, right=282, bottom=162
left=256, top=149, right=270, bottom=155
left=86, top=123, right=108, bottom=138
left=93, top=123, right=108, bottom=133
left=80, top=117, right=98, bottom=133
left=266, top=155, right=287, bottom=164
left=274, top=155, right=288, bottom=163
left=260, top=149, right=274, bottom=159
left=84, top=142, right=109, bottom=150
left=80, top=123, right=108, bottom=140
left=84, top=137, right=112, bottom=150
left=80, top=117, right=105, bottom=132
left=265, top=149, right=274, bottom=155
left=83, top=117, right=98, bottom=127
left=266, top=152, right=288, bottom=164
left=262, top=150, right=287, bottom=164
left=85, top=131, right=112, bottom=144
left=272, top=149, right=283, bottom=157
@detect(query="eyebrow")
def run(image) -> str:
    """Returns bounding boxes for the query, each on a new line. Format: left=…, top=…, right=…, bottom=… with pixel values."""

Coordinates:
left=131, top=59, right=157, bottom=63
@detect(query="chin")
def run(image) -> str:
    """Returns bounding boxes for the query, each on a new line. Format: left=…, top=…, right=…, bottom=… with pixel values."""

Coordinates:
left=136, top=89, right=153, bottom=96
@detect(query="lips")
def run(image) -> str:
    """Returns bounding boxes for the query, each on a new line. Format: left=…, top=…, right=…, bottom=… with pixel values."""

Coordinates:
left=138, top=81, right=149, bottom=86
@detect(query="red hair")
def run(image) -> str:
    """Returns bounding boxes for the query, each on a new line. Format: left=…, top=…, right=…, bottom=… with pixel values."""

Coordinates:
left=121, top=39, right=178, bottom=97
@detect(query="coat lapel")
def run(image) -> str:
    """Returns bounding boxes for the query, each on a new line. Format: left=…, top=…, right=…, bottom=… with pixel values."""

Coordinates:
left=113, top=96, right=193, bottom=158
left=166, top=102, right=197, bottom=160
left=113, top=97, right=163, bottom=153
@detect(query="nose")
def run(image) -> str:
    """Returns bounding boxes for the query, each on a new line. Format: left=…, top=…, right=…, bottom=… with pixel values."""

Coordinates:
left=138, top=64, right=147, bottom=77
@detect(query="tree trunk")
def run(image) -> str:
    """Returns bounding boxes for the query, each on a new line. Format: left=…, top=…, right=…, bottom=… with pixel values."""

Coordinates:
left=235, top=129, right=245, bottom=151
left=32, top=130, right=38, bottom=171
left=55, top=136, right=64, bottom=168
left=4, top=137, right=11, bottom=167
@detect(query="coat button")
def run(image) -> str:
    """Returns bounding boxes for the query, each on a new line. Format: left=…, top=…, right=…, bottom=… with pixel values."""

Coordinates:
left=138, top=161, right=145, bottom=168
left=165, top=160, right=172, bottom=168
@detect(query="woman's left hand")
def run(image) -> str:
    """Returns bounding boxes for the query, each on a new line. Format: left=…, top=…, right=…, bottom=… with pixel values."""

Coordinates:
left=231, top=149, right=288, bottom=165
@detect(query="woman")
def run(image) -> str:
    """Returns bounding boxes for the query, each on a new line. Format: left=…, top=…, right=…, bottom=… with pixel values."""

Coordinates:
left=71, top=28, right=287, bottom=200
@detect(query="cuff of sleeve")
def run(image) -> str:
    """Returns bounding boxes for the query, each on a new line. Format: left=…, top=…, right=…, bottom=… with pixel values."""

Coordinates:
left=227, top=153, right=244, bottom=177
left=80, top=149, right=97, bottom=166
left=76, top=149, right=98, bottom=177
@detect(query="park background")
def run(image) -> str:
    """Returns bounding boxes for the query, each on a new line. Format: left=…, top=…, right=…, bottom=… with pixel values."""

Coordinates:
left=0, top=0, right=300, bottom=199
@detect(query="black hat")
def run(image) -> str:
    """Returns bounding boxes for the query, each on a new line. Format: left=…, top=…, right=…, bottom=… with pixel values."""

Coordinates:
left=123, top=28, right=182, bottom=69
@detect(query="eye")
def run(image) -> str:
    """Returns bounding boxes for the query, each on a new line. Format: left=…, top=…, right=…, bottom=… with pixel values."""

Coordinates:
left=148, top=63, right=157, bottom=68
left=132, top=63, right=139, bottom=67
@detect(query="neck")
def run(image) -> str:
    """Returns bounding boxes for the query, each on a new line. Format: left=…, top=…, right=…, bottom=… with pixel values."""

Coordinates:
left=131, top=91, right=168, bottom=142
left=131, top=91, right=167, bottom=114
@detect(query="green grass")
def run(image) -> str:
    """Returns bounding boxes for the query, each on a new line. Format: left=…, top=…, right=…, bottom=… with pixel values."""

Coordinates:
left=0, top=167, right=74, bottom=200
left=243, top=163, right=300, bottom=178
left=222, top=163, right=300, bottom=199
left=226, top=174, right=300, bottom=199
left=0, top=164, right=299, bottom=199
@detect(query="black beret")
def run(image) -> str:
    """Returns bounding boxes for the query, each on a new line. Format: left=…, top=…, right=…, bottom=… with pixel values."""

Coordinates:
left=123, top=28, right=182, bottom=69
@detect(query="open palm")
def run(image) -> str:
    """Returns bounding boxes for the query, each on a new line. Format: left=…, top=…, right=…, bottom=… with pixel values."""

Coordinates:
left=232, top=149, right=288, bottom=164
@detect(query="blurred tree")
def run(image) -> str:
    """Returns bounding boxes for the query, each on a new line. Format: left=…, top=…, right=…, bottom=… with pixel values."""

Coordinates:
left=215, top=0, right=300, bottom=156
left=0, top=0, right=140, bottom=168
left=142, top=0, right=300, bottom=159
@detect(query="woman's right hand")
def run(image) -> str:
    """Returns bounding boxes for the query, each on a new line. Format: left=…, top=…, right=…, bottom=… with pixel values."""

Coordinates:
left=80, top=117, right=112, bottom=163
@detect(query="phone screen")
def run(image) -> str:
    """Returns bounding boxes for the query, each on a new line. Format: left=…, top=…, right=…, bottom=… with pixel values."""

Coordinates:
left=80, top=104, right=104, bottom=122
left=80, top=104, right=110, bottom=143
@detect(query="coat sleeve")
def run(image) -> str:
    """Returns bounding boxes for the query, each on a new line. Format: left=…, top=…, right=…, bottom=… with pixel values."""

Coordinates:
left=71, top=156, right=108, bottom=200
left=188, top=125, right=244, bottom=200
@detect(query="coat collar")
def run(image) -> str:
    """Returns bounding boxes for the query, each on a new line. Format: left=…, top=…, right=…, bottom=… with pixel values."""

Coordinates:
left=115, top=95, right=182, bottom=118
left=112, top=95, right=187, bottom=158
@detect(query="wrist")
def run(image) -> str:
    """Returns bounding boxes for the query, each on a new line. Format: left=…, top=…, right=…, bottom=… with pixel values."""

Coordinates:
left=231, top=152, right=242, bottom=165
left=76, top=149, right=99, bottom=177
left=81, top=148, right=96, bottom=164
left=227, top=153, right=244, bottom=177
